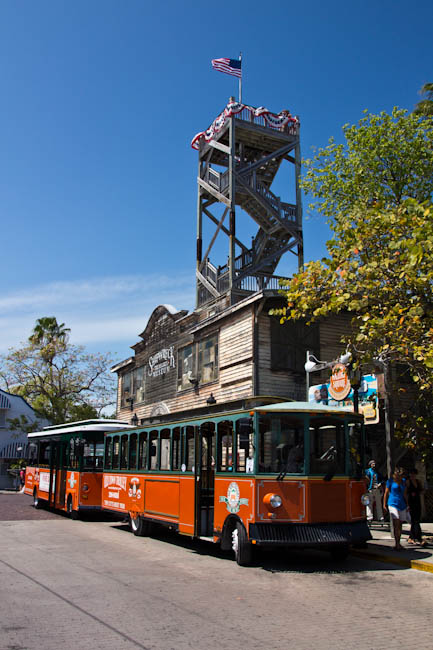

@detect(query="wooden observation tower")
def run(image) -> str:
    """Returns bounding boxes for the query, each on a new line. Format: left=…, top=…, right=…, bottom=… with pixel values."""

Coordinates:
left=192, top=98, right=303, bottom=309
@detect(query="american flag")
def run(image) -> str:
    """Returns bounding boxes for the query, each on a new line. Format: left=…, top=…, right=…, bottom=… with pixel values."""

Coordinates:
left=211, top=57, right=242, bottom=79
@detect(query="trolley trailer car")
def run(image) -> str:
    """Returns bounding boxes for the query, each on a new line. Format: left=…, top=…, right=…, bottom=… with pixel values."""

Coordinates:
left=102, top=400, right=372, bottom=565
left=24, top=420, right=132, bottom=517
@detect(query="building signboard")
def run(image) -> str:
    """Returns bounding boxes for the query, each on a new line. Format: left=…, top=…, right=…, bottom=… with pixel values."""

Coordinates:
left=147, top=346, right=175, bottom=378
left=309, top=373, right=379, bottom=425
left=328, top=363, right=351, bottom=400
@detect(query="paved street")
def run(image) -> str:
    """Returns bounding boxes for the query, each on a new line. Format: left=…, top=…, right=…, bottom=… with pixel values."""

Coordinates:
left=1, top=494, right=432, bottom=650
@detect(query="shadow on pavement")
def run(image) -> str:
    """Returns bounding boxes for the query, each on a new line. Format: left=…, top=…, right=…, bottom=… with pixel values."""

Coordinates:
left=109, top=519, right=404, bottom=574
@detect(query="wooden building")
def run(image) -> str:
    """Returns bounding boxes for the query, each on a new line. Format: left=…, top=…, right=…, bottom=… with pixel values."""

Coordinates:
left=113, top=298, right=351, bottom=426
left=114, top=99, right=351, bottom=425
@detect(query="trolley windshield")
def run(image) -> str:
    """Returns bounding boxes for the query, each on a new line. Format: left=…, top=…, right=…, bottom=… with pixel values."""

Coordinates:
left=257, top=409, right=363, bottom=477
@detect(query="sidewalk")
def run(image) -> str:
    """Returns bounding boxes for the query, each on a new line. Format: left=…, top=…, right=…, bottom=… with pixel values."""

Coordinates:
left=351, top=520, right=433, bottom=573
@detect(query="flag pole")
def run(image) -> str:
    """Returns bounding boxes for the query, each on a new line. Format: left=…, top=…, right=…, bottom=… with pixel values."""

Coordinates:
left=239, top=52, right=242, bottom=103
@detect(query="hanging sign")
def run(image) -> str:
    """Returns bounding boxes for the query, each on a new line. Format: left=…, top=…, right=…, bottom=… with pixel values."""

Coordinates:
left=328, top=363, right=351, bottom=400
left=309, top=374, right=379, bottom=425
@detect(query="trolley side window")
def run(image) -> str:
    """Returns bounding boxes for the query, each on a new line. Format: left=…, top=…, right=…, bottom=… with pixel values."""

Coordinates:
left=160, top=429, right=171, bottom=470
left=217, top=420, right=234, bottom=471
left=39, top=442, right=51, bottom=467
left=105, top=437, right=113, bottom=469
left=138, top=432, right=148, bottom=470
left=184, top=426, right=195, bottom=471
left=236, top=418, right=254, bottom=473
left=129, top=433, right=138, bottom=470
left=150, top=431, right=158, bottom=470
left=112, top=436, right=120, bottom=469
left=120, top=434, right=129, bottom=470
left=172, top=427, right=181, bottom=470
left=348, top=421, right=363, bottom=478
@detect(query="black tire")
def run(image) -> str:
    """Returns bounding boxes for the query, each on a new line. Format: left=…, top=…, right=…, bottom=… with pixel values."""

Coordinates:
left=130, top=514, right=153, bottom=537
left=330, top=544, right=349, bottom=561
left=33, top=490, right=42, bottom=509
left=232, top=522, right=253, bottom=566
left=67, top=496, right=79, bottom=520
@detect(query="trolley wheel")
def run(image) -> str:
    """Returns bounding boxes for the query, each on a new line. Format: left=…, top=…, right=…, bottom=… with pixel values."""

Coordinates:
left=130, top=514, right=153, bottom=537
left=231, top=522, right=253, bottom=566
left=33, top=489, right=42, bottom=509
left=67, top=496, right=79, bottom=520
left=330, top=544, right=349, bottom=561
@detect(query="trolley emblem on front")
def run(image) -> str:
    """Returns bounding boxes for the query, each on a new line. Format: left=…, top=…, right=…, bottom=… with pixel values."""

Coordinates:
left=220, top=482, right=249, bottom=514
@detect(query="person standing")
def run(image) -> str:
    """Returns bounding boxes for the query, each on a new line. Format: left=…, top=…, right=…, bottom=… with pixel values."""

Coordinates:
left=406, top=468, right=426, bottom=546
left=383, top=468, right=410, bottom=550
left=19, top=467, right=26, bottom=492
left=365, top=460, right=384, bottom=521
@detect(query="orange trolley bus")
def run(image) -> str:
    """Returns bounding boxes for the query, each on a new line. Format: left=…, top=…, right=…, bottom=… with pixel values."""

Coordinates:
left=24, top=420, right=132, bottom=518
left=102, top=400, right=371, bottom=565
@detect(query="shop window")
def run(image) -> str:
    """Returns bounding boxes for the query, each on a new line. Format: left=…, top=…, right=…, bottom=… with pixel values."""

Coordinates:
left=178, top=335, right=219, bottom=391
left=121, top=371, right=132, bottom=407
left=198, top=334, right=218, bottom=384
left=178, top=344, right=195, bottom=391
left=134, top=367, right=145, bottom=403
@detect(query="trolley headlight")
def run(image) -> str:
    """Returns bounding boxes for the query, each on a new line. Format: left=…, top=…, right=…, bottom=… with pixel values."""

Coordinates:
left=264, top=493, right=282, bottom=508
left=361, top=493, right=371, bottom=506
left=82, top=483, right=90, bottom=493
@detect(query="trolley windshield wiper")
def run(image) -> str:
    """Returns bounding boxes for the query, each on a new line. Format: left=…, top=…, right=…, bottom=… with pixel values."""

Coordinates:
left=277, top=461, right=290, bottom=481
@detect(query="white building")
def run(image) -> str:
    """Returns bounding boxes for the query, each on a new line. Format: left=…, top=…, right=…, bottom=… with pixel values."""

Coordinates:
left=0, top=389, right=49, bottom=488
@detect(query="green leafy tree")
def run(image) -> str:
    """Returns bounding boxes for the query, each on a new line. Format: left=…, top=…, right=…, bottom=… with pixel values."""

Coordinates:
left=273, top=108, right=433, bottom=463
left=274, top=200, right=433, bottom=462
left=0, top=318, right=116, bottom=424
left=302, top=108, right=433, bottom=221
left=414, top=82, right=433, bottom=118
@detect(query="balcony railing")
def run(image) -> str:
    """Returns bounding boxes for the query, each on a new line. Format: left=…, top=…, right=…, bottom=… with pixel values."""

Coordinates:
left=198, top=259, right=289, bottom=306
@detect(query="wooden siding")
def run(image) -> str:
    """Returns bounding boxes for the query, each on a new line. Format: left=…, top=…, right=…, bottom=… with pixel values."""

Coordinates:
left=116, top=304, right=255, bottom=423
left=257, top=312, right=303, bottom=400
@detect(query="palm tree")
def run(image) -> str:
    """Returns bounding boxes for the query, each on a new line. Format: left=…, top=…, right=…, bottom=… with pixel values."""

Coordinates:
left=30, top=317, right=70, bottom=346
left=414, top=83, right=433, bottom=117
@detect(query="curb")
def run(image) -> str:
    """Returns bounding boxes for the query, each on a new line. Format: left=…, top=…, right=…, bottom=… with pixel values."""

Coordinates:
left=351, top=549, right=433, bottom=574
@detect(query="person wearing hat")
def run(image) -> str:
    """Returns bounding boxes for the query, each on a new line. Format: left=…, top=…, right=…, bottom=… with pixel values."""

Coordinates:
left=365, top=460, right=384, bottom=521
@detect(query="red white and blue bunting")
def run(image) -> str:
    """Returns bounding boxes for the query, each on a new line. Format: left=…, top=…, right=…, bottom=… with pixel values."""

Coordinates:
left=191, top=100, right=299, bottom=150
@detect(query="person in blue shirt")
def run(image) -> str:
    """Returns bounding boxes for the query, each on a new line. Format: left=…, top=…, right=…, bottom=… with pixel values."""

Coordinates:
left=383, top=468, right=410, bottom=550
left=365, top=460, right=384, bottom=521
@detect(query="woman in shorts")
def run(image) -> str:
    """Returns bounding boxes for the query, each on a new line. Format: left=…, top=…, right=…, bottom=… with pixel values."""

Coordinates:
left=383, top=468, right=410, bottom=550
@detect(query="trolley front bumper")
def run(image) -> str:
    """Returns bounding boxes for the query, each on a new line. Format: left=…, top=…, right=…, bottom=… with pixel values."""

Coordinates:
left=249, top=521, right=372, bottom=548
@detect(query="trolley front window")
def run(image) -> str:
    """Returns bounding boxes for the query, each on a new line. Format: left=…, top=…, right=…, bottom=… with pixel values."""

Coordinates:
left=258, top=415, right=304, bottom=474
left=309, top=418, right=345, bottom=475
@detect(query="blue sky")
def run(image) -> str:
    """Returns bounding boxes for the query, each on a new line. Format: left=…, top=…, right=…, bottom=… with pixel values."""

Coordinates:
left=1, top=0, right=432, bottom=363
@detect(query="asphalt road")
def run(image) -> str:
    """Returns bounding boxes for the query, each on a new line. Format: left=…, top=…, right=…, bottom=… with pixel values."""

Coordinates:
left=1, top=493, right=432, bottom=650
